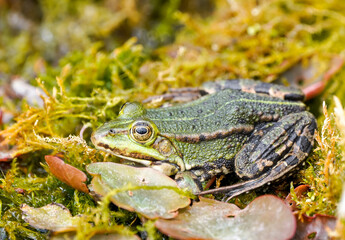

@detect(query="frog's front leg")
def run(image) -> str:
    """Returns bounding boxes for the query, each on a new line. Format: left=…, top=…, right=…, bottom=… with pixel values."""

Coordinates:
left=200, top=111, right=316, bottom=200
left=150, top=162, right=203, bottom=194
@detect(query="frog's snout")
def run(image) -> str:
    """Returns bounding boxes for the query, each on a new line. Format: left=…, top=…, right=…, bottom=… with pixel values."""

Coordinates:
left=91, top=131, right=98, bottom=146
left=91, top=129, right=107, bottom=147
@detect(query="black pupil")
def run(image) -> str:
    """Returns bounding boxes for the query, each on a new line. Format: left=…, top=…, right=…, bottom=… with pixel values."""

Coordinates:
left=136, top=127, right=148, bottom=135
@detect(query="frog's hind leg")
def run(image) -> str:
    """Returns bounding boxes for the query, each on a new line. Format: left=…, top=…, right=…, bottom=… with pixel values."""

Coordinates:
left=199, top=111, right=316, bottom=200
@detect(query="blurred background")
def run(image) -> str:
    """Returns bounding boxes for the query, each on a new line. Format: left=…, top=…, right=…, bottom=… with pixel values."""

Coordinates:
left=1, top=0, right=345, bottom=103
left=0, top=0, right=214, bottom=82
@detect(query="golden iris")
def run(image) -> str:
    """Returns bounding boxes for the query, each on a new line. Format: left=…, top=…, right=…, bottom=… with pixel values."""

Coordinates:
left=130, top=121, right=153, bottom=142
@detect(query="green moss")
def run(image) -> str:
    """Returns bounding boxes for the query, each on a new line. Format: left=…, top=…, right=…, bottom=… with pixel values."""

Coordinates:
left=290, top=100, right=345, bottom=220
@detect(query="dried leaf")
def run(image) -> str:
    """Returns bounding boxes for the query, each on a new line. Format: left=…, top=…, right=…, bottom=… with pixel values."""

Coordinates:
left=285, top=185, right=310, bottom=212
left=45, top=155, right=89, bottom=193
left=86, top=162, right=190, bottom=219
left=21, top=203, right=80, bottom=232
left=293, top=214, right=336, bottom=240
left=279, top=56, right=344, bottom=100
left=156, top=195, right=296, bottom=240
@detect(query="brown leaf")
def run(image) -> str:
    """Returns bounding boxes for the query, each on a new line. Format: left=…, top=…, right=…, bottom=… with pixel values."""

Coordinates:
left=156, top=195, right=296, bottom=240
left=278, top=55, right=344, bottom=100
left=45, top=155, right=89, bottom=193
left=293, top=214, right=336, bottom=240
left=285, top=185, right=310, bottom=212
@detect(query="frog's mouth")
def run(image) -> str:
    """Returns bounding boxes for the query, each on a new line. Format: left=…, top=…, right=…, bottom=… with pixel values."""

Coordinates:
left=95, top=141, right=157, bottom=167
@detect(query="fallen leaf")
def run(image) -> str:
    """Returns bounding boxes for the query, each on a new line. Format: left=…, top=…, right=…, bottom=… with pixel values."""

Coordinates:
left=156, top=195, right=296, bottom=240
left=21, top=203, right=80, bottom=232
left=285, top=185, right=310, bottom=212
left=278, top=55, right=344, bottom=100
left=21, top=203, right=141, bottom=239
left=293, top=214, right=336, bottom=240
left=86, top=162, right=190, bottom=219
left=45, top=155, right=89, bottom=193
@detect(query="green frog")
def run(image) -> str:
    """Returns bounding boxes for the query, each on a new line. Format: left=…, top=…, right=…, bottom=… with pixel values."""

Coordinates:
left=91, top=79, right=316, bottom=199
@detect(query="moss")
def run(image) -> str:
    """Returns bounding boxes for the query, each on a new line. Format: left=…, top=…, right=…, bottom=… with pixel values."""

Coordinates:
left=290, top=101, right=345, bottom=218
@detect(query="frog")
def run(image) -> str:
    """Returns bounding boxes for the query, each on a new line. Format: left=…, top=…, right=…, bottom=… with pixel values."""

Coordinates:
left=91, top=79, right=317, bottom=199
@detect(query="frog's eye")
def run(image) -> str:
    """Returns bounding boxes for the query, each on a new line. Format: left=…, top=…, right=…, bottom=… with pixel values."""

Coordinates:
left=130, top=121, right=154, bottom=143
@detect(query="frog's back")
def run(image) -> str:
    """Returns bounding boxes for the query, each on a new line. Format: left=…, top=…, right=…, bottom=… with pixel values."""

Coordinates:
left=145, top=89, right=306, bottom=139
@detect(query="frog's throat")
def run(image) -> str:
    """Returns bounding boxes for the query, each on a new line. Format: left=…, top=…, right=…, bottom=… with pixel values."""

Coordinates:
left=97, top=145, right=186, bottom=172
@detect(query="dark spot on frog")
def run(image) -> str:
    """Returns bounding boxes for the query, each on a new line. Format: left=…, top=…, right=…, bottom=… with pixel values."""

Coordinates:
left=197, top=109, right=203, bottom=114
left=254, top=82, right=270, bottom=94
left=285, top=92, right=304, bottom=101
left=237, top=118, right=248, bottom=124
left=224, top=79, right=241, bottom=90
left=216, top=132, right=224, bottom=138
left=199, top=134, right=206, bottom=141
left=204, top=158, right=234, bottom=174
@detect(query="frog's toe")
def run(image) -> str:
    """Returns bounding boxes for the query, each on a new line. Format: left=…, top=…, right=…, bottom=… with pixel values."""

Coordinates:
left=175, top=171, right=203, bottom=194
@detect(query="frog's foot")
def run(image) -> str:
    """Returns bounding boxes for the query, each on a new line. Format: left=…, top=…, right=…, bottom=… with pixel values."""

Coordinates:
left=175, top=171, right=203, bottom=194
left=198, top=111, right=316, bottom=200
left=202, top=79, right=305, bottom=101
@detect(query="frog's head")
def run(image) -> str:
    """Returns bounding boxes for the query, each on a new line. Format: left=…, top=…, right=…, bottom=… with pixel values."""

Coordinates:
left=91, top=102, right=184, bottom=175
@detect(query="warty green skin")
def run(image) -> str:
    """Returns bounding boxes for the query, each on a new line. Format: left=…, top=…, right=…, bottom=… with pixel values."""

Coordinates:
left=92, top=79, right=316, bottom=198
left=148, top=90, right=304, bottom=172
